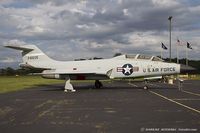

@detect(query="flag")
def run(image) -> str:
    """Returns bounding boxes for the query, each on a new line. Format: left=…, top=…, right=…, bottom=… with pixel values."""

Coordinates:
left=168, top=16, right=172, bottom=20
left=177, top=39, right=184, bottom=45
left=177, top=39, right=180, bottom=45
left=161, top=43, right=168, bottom=50
left=187, top=42, right=192, bottom=49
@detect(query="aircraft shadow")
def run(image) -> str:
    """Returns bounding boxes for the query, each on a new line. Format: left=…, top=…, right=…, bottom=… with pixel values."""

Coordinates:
left=36, top=83, right=177, bottom=92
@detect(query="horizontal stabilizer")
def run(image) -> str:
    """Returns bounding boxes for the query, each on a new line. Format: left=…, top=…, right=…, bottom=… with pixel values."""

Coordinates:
left=5, top=45, right=34, bottom=51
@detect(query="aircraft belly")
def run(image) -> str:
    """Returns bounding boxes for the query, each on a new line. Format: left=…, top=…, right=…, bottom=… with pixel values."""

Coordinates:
left=69, top=74, right=109, bottom=80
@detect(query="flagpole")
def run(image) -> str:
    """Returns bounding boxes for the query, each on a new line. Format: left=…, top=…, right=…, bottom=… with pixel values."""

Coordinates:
left=176, top=42, right=179, bottom=64
left=186, top=44, right=188, bottom=66
left=168, top=16, right=172, bottom=62
left=176, top=43, right=179, bottom=81
left=161, top=47, right=163, bottom=59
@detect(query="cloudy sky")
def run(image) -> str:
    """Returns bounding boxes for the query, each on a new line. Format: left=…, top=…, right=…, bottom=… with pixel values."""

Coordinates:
left=0, top=0, right=200, bottom=68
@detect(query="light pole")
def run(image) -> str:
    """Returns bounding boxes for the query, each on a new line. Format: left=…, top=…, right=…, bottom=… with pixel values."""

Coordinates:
left=168, top=16, right=172, bottom=62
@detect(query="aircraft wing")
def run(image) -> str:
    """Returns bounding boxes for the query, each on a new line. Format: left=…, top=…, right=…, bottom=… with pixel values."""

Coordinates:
left=41, top=68, right=111, bottom=80
left=42, top=69, right=107, bottom=75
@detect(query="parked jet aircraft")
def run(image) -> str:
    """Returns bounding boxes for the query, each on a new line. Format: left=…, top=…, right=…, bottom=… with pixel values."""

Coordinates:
left=5, top=44, right=193, bottom=92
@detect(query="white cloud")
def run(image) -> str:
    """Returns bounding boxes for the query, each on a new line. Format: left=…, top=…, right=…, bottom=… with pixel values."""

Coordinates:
left=0, top=57, right=15, bottom=63
left=152, top=0, right=179, bottom=7
left=118, top=0, right=123, bottom=4
left=76, top=24, right=90, bottom=29
left=6, top=39, right=27, bottom=45
left=123, top=8, right=129, bottom=16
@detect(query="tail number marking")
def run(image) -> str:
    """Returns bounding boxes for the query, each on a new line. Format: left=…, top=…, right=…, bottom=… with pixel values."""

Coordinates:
left=28, top=56, right=38, bottom=60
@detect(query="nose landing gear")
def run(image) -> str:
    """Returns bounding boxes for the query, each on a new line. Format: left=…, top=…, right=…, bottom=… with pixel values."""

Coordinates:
left=143, top=80, right=148, bottom=90
left=95, top=80, right=103, bottom=88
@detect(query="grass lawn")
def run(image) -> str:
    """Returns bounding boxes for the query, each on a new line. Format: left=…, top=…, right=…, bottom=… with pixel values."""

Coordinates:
left=190, top=74, right=200, bottom=80
left=0, top=76, right=64, bottom=94
left=0, top=74, right=199, bottom=94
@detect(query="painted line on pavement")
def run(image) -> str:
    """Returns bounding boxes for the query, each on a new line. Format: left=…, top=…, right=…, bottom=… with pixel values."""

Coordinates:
left=182, top=90, right=200, bottom=97
left=166, top=82, right=200, bottom=97
left=148, top=83, right=161, bottom=87
left=128, top=83, right=138, bottom=87
left=172, top=98, right=200, bottom=101
left=149, top=90, right=200, bottom=114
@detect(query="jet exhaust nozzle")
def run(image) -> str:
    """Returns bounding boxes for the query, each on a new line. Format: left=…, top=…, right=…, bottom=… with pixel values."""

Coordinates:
left=180, top=64, right=196, bottom=74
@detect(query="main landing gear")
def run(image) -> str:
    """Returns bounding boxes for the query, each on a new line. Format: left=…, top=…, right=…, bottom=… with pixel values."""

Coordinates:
left=143, top=80, right=149, bottom=90
left=95, top=80, right=103, bottom=88
left=64, top=78, right=76, bottom=92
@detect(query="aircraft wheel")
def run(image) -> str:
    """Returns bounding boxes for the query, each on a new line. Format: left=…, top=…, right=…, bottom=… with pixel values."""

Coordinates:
left=144, top=86, right=148, bottom=90
left=95, top=80, right=103, bottom=88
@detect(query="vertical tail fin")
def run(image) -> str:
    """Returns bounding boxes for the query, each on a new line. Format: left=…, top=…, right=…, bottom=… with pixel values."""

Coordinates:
left=5, top=45, right=55, bottom=69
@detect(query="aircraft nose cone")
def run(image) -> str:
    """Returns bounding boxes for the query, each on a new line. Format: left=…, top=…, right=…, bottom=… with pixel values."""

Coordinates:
left=180, top=64, right=196, bottom=73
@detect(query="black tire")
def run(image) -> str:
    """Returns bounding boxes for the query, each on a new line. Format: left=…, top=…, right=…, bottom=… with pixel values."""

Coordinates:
left=95, top=80, right=103, bottom=88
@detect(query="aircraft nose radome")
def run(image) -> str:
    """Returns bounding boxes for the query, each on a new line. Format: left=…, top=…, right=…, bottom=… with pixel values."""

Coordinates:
left=180, top=64, right=196, bottom=73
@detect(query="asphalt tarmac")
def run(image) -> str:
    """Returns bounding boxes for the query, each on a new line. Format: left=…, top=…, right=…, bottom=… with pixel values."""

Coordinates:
left=0, top=80, right=199, bottom=133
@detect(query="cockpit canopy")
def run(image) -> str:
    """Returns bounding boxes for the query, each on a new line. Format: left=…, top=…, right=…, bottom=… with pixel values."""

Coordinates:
left=114, top=54, right=163, bottom=62
left=151, top=56, right=163, bottom=61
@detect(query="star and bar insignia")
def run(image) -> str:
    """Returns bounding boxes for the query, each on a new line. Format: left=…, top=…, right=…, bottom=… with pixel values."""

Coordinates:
left=117, top=64, right=139, bottom=76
